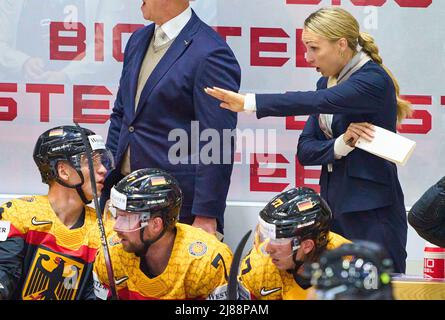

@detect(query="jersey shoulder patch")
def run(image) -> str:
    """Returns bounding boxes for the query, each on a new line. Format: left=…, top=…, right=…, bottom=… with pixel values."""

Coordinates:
left=188, top=241, right=208, bottom=257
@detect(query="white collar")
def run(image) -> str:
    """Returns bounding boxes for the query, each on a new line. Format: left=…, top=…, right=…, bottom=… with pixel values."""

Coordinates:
left=336, top=50, right=371, bottom=83
left=155, top=6, right=192, bottom=41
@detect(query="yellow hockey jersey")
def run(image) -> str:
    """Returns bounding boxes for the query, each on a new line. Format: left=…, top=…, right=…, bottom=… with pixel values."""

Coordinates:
left=239, top=232, right=350, bottom=300
left=0, top=195, right=111, bottom=300
left=93, top=223, right=233, bottom=300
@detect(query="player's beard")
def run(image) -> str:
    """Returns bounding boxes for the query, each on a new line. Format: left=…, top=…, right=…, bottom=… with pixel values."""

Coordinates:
left=120, top=237, right=145, bottom=254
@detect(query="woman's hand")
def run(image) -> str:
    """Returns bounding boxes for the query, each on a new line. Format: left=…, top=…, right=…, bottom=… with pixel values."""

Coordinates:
left=343, top=122, right=375, bottom=147
left=204, top=87, right=246, bottom=112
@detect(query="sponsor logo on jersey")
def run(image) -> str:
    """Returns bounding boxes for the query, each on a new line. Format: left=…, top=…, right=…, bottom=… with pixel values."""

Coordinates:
left=189, top=241, right=207, bottom=257
left=0, top=221, right=11, bottom=241
left=31, top=217, right=53, bottom=226
left=207, top=284, right=228, bottom=300
left=108, top=234, right=122, bottom=246
left=22, top=248, right=85, bottom=300
left=115, top=276, right=129, bottom=286
left=260, top=286, right=281, bottom=296
left=93, top=271, right=109, bottom=300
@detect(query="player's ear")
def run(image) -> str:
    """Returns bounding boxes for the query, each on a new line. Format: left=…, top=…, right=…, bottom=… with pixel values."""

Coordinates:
left=301, top=239, right=315, bottom=255
left=56, top=161, right=71, bottom=182
left=151, top=216, right=164, bottom=234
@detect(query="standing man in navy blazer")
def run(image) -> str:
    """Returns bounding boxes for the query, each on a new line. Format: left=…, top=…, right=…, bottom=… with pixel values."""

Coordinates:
left=104, top=0, right=241, bottom=236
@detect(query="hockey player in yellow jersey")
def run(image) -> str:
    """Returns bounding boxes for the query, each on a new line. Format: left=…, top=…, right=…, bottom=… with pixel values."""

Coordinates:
left=93, top=168, right=233, bottom=300
left=238, top=187, right=350, bottom=300
left=0, top=125, right=115, bottom=300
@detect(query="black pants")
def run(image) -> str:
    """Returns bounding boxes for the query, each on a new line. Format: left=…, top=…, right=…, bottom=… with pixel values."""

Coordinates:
left=331, top=206, right=408, bottom=273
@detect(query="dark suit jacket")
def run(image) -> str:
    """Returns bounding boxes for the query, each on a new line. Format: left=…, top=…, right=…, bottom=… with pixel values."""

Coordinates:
left=105, top=10, right=241, bottom=231
left=256, top=61, right=405, bottom=216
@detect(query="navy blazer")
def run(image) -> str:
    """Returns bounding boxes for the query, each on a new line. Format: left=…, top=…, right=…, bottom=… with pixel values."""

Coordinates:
left=105, top=11, right=241, bottom=230
left=256, top=61, right=405, bottom=216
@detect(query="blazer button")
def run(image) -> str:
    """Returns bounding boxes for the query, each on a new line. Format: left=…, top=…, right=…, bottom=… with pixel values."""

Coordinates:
left=128, top=126, right=135, bottom=133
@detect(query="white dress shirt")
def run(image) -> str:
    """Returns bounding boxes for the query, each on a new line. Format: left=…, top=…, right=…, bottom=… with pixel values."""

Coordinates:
left=154, top=5, right=192, bottom=47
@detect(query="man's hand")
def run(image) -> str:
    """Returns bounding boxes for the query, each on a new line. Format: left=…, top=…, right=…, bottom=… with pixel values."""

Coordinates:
left=192, top=215, right=217, bottom=235
left=204, top=87, right=245, bottom=112
left=343, top=122, right=375, bottom=147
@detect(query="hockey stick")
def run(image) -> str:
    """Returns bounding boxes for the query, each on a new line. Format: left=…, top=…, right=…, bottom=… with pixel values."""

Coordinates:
left=74, top=123, right=118, bottom=300
left=227, top=230, right=252, bottom=300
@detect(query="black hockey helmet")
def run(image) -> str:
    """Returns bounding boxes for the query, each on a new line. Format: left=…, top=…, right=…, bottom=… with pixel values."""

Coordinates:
left=33, top=125, right=114, bottom=202
left=308, top=240, right=394, bottom=300
left=257, top=187, right=332, bottom=250
left=111, top=168, right=183, bottom=233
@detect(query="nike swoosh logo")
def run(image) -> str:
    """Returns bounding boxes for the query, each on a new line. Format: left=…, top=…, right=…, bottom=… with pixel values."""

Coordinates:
left=260, top=287, right=281, bottom=296
left=115, top=276, right=129, bottom=285
left=31, top=216, right=53, bottom=226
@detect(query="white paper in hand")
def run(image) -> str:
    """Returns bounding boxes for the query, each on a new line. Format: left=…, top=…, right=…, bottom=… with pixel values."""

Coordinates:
left=355, top=126, right=416, bottom=166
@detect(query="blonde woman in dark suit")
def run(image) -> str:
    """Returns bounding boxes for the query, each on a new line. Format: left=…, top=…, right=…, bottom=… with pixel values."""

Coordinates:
left=206, top=7, right=412, bottom=273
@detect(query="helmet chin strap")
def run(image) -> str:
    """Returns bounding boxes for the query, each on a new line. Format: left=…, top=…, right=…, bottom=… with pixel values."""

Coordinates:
left=55, top=168, right=91, bottom=205
left=288, top=239, right=312, bottom=290
left=136, top=216, right=168, bottom=257
left=75, top=185, right=91, bottom=205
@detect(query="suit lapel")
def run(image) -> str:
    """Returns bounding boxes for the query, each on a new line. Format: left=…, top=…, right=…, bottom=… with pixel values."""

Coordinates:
left=133, top=11, right=201, bottom=119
